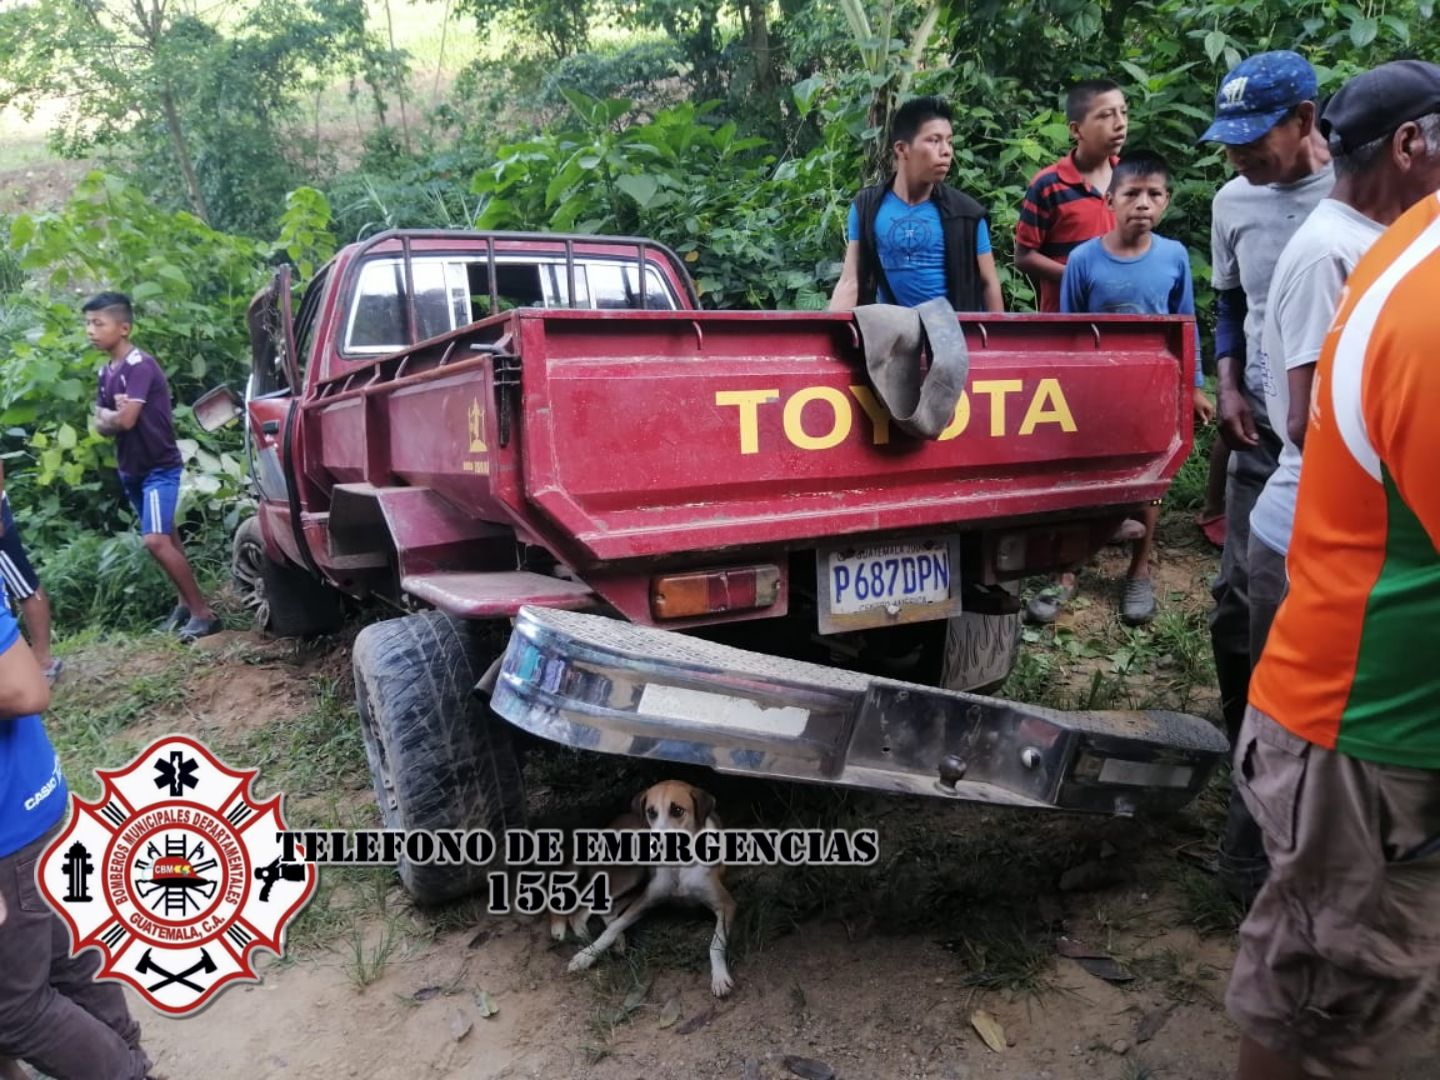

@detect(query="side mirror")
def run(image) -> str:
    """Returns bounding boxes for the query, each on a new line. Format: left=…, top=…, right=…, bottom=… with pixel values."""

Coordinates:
left=193, top=385, right=244, bottom=433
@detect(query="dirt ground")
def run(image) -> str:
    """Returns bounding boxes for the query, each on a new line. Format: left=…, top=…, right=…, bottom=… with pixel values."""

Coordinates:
left=30, top=530, right=1440, bottom=1080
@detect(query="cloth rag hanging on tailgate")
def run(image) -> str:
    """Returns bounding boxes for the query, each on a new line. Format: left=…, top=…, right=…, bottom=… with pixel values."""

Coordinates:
left=852, top=296, right=971, bottom=439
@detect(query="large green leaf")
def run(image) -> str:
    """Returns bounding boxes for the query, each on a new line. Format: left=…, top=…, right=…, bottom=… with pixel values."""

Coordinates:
left=615, top=173, right=660, bottom=209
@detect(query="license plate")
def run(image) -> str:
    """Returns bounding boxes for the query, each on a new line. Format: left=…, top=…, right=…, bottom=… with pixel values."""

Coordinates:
left=815, top=535, right=963, bottom=634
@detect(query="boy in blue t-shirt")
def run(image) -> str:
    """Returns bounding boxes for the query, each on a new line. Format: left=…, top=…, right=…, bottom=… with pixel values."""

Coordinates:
left=0, top=591, right=155, bottom=1078
left=1032, top=150, right=1214, bottom=626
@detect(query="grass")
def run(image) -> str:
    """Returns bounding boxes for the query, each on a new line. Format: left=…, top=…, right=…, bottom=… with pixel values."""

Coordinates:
left=234, top=672, right=370, bottom=800
left=41, top=622, right=409, bottom=969
left=1168, top=392, right=1220, bottom=513
left=1005, top=535, right=1219, bottom=720
left=1127, top=946, right=1221, bottom=1007
left=44, top=634, right=201, bottom=800
left=1174, top=866, right=1244, bottom=937
left=345, top=916, right=405, bottom=990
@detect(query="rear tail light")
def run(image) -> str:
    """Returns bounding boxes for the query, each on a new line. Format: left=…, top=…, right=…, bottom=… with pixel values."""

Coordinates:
left=986, top=517, right=1125, bottom=578
left=651, top=565, right=781, bottom=619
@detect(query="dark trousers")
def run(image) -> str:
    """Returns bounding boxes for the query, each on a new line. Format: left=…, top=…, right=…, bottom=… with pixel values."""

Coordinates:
left=0, top=826, right=152, bottom=1080
left=1246, top=532, right=1288, bottom=669
left=1209, top=388, right=1283, bottom=899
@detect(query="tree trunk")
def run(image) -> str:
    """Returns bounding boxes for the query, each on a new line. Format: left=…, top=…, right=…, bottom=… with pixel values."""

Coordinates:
left=745, top=0, right=777, bottom=97
left=159, top=86, right=210, bottom=224
left=381, top=0, right=413, bottom=154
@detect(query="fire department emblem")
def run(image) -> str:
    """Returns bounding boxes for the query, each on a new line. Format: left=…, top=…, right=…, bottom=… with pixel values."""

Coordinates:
left=36, top=735, right=317, bottom=1016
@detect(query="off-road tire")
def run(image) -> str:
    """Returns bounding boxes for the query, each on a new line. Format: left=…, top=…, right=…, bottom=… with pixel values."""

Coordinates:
left=352, top=610, right=527, bottom=906
left=232, top=515, right=343, bottom=638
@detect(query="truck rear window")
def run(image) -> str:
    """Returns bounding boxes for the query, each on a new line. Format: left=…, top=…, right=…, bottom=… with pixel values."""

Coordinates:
left=343, top=254, right=678, bottom=354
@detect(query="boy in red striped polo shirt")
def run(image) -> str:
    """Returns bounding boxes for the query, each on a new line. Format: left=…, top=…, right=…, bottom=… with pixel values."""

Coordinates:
left=1017, top=79, right=1133, bottom=624
left=1015, top=79, right=1129, bottom=312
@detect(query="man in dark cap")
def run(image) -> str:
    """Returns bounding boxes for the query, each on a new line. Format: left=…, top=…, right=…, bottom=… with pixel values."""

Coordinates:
left=1197, top=50, right=1334, bottom=908
left=1226, top=59, right=1440, bottom=1080
left=1247, top=58, right=1440, bottom=703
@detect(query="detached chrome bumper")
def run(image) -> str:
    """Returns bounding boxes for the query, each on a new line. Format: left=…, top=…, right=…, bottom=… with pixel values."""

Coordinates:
left=490, top=606, right=1228, bottom=816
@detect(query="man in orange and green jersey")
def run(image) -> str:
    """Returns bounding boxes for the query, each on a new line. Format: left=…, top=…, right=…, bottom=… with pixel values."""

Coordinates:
left=1226, top=186, right=1440, bottom=1080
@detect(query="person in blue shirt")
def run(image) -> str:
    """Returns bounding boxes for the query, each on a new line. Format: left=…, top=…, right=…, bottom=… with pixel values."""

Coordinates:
left=829, top=95, right=1005, bottom=313
left=1032, top=149, right=1216, bottom=626
left=0, top=590, right=155, bottom=1079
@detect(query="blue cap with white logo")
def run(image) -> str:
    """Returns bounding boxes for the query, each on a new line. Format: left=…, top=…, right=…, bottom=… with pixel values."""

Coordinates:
left=1198, top=50, right=1319, bottom=146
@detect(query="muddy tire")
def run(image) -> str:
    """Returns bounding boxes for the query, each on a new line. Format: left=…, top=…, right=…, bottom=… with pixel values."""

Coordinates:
left=232, top=516, right=343, bottom=638
left=352, top=611, right=527, bottom=906
left=939, top=606, right=1023, bottom=695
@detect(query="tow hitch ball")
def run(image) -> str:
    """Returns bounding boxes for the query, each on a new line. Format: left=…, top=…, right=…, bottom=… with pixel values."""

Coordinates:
left=935, top=754, right=967, bottom=794
left=933, top=746, right=1042, bottom=795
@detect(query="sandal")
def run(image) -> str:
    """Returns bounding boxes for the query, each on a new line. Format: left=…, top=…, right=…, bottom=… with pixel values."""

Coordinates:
left=1195, top=512, right=1226, bottom=549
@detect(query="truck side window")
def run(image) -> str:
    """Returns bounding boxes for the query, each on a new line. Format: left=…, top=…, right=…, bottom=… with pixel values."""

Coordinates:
left=346, top=259, right=455, bottom=352
left=342, top=253, right=683, bottom=357
left=465, top=262, right=546, bottom=318
left=587, top=263, right=677, bottom=310
left=292, top=269, right=328, bottom=383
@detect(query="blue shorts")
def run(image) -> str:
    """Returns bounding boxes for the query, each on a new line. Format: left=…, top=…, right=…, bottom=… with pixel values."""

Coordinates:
left=119, top=467, right=181, bottom=536
left=0, top=496, right=39, bottom=601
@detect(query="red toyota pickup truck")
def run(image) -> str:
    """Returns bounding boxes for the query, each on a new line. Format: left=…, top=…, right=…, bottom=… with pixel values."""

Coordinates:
left=198, top=228, right=1226, bottom=904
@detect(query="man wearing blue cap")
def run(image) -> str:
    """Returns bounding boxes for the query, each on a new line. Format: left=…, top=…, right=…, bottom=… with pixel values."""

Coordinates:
left=1197, top=49, right=1333, bottom=909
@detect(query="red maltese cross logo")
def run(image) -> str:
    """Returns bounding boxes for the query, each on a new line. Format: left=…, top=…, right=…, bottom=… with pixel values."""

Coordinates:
left=36, top=735, right=317, bottom=1015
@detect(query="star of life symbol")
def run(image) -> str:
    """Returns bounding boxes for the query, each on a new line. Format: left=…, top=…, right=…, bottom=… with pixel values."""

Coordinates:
left=36, top=735, right=317, bottom=1016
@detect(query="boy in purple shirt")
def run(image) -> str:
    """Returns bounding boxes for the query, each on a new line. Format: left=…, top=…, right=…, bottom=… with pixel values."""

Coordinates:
left=87, top=292, right=219, bottom=641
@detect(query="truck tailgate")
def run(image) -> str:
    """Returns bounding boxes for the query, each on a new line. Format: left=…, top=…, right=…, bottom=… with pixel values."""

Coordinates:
left=505, top=310, right=1195, bottom=563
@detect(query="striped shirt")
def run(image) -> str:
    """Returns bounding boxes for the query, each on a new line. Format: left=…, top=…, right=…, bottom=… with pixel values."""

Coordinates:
left=1015, top=151, right=1118, bottom=312
left=1249, top=191, right=1440, bottom=768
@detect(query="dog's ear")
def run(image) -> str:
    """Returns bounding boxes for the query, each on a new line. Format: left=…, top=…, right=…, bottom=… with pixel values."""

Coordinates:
left=630, top=788, right=648, bottom=820
left=688, top=784, right=716, bottom=827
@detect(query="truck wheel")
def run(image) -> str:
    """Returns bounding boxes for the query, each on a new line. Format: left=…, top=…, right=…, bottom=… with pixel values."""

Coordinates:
left=232, top=516, right=343, bottom=638
left=939, top=609, right=1022, bottom=695
left=352, top=611, right=527, bottom=906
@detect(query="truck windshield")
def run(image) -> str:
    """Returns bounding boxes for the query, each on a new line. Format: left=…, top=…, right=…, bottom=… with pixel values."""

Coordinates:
left=342, top=254, right=678, bottom=355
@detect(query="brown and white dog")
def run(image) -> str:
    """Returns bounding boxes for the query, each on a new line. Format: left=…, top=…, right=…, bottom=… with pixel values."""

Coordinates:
left=551, top=780, right=738, bottom=997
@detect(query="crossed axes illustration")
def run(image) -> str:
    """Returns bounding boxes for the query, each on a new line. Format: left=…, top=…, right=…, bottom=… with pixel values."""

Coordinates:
left=135, top=947, right=217, bottom=992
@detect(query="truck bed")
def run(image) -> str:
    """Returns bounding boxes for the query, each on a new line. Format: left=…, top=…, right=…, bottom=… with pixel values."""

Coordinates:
left=498, top=309, right=1194, bottom=562
left=300, top=308, right=1195, bottom=622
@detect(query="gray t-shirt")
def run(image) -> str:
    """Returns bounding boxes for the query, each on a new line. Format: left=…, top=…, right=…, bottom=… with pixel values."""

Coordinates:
left=1210, top=161, right=1335, bottom=398
left=1250, top=199, right=1384, bottom=556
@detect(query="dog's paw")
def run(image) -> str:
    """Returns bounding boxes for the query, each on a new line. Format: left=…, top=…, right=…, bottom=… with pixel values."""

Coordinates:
left=549, top=918, right=567, bottom=943
left=568, top=949, right=597, bottom=974
left=711, top=970, right=734, bottom=998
